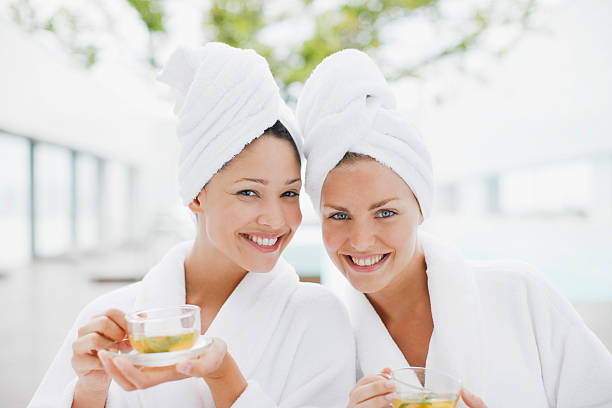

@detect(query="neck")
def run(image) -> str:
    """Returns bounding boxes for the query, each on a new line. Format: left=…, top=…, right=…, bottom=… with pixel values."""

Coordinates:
left=366, top=239, right=430, bottom=326
left=184, top=234, right=248, bottom=315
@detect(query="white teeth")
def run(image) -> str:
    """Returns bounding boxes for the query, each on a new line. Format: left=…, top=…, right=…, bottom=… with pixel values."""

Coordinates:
left=246, top=235, right=278, bottom=247
left=351, top=255, right=383, bottom=267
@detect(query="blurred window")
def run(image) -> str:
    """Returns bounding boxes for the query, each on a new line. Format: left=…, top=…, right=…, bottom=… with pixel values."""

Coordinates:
left=76, top=154, right=99, bottom=250
left=437, top=183, right=459, bottom=213
left=34, top=143, right=72, bottom=256
left=104, top=161, right=130, bottom=244
left=499, top=161, right=591, bottom=217
left=0, top=133, right=30, bottom=267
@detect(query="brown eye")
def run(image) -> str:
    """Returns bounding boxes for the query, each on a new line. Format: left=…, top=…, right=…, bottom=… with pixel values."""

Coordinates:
left=237, top=190, right=257, bottom=197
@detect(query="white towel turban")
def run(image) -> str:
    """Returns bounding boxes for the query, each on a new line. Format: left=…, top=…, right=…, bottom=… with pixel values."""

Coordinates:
left=296, top=49, right=434, bottom=219
left=158, top=42, right=302, bottom=205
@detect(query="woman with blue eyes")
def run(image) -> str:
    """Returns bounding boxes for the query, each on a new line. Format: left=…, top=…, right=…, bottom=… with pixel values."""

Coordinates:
left=29, top=43, right=355, bottom=408
left=297, top=49, right=612, bottom=408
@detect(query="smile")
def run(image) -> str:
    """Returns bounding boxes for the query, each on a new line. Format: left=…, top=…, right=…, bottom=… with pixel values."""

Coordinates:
left=343, top=253, right=390, bottom=272
left=240, top=233, right=283, bottom=253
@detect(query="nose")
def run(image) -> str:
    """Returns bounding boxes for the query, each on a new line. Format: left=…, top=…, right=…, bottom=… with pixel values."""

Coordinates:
left=349, top=218, right=376, bottom=252
left=257, top=197, right=285, bottom=230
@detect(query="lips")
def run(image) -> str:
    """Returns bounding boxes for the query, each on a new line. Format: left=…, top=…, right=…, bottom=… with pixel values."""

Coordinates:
left=343, top=253, right=390, bottom=272
left=240, top=233, right=283, bottom=253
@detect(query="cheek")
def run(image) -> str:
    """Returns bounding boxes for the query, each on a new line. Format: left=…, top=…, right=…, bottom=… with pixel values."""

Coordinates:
left=284, top=201, right=302, bottom=229
left=206, top=201, right=250, bottom=239
left=384, top=217, right=419, bottom=257
left=321, top=221, right=345, bottom=255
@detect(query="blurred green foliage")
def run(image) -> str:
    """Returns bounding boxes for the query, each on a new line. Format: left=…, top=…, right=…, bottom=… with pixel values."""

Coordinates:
left=202, top=0, right=445, bottom=87
left=126, top=0, right=165, bottom=32
left=8, top=0, right=536, bottom=90
left=203, top=0, right=536, bottom=92
left=9, top=0, right=99, bottom=67
left=278, top=0, right=441, bottom=85
left=206, top=0, right=275, bottom=70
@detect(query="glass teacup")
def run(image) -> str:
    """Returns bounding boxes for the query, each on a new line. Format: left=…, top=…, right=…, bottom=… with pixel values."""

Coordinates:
left=384, top=367, right=462, bottom=408
left=125, top=305, right=201, bottom=354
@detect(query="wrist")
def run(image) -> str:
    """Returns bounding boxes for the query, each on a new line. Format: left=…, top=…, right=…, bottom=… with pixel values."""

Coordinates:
left=203, top=352, right=238, bottom=381
left=72, top=379, right=109, bottom=408
left=203, top=353, right=247, bottom=408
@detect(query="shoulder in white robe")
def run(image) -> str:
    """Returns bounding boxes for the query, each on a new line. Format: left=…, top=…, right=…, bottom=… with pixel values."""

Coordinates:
left=29, top=241, right=356, bottom=408
left=347, top=232, right=612, bottom=408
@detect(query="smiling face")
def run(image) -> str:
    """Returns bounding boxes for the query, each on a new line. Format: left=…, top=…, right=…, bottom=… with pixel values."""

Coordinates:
left=320, top=156, right=423, bottom=293
left=189, top=135, right=302, bottom=273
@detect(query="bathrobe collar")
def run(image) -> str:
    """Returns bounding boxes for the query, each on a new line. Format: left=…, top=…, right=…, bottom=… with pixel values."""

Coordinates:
left=134, top=241, right=300, bottom=378
left=347, top=232, right=485, bottom=394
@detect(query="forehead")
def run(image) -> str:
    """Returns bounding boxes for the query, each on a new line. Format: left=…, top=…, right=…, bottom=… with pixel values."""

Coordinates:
left=321, top=159, right=411, bottom=206
left=217, top=135, right=300, bottom=179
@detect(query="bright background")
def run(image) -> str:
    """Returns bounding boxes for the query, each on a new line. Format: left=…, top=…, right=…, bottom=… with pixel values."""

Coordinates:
left=1, top=0, right=611, bottom=406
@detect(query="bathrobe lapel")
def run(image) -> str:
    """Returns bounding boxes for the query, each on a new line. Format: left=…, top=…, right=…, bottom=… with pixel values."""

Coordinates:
left=133, top=241, right=300, bottom=378
left=204, top=257, right=299, bottom=377
left=347, top=232, right=485, bottom=396
left=347, top=283, right=408, bottom=377
left=134, top=241, right=191, bottom=310
left=421, top=232, right=485, bottom=395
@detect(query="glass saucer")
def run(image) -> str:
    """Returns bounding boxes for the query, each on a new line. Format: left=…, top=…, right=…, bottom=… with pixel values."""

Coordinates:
left=106, top=336, right=213, bottom=367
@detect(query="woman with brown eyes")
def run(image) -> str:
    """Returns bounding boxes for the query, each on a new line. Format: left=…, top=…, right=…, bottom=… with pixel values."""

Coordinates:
left=296, top=49, right=612, bottom=408
left=29, top=43, right=355, bottom=408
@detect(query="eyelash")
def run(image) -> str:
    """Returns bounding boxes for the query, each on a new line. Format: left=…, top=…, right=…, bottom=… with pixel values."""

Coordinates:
left=237, top=190, right=258, bottom=197
left=236, top=190, right=299, bottom=198
left=328, top=209, right=397, bottom=220
left=376, top=209, right=396, bottom=218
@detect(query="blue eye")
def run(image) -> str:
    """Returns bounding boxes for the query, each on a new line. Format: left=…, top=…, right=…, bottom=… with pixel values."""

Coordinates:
left=376, top=209, right=396, bottom=218
left=237, top=190, right=257, bottom=197
left=331, top=213, right=349, bottom=220
left=282, top=191, right=299, bottom=197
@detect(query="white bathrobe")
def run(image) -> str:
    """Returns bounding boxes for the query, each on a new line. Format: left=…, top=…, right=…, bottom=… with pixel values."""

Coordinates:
left=29, top=242, right=355, bottom=408
left=347, top=233, right=612, bottom=408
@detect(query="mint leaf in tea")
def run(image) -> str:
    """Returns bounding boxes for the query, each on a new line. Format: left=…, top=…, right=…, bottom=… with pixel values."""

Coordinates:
left=128, top=331, right=198, bottom=353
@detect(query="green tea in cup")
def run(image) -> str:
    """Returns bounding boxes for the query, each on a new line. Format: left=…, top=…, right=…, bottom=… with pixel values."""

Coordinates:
left=126, top=305, right=201, bottom=354
left=386, top=367, right=461, bottom=408
left=391, top=394, right=458, bottom=408
left=128, top=329, right=198, bottom=353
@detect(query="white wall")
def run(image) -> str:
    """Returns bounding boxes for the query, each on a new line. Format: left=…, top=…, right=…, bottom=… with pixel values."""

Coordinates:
left=401, top=0, right=612, bottom=183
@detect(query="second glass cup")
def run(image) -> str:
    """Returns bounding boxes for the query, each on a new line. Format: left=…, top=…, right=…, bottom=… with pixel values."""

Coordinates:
left=384, top=367, right=462, bottom=408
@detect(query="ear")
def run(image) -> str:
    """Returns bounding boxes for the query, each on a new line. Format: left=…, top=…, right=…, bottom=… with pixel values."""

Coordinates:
left=415, top=203, right=424, bottom=225
left=188, top=189, right=206, bottom=214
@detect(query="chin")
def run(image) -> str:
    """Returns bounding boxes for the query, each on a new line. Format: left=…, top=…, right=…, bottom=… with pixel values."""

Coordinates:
left=340, top=266, right=390, bottom=294
left=347, top=276, right=385, bottom=293
left=242, top=257, right=279, bottom=273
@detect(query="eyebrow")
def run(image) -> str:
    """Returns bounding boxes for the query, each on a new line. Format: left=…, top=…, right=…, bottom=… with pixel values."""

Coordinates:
left=324, top=205, right=350, bottom=212
left=235, top=178, right=266, bottom=185
left=323, top=198, right=398, bottom=213
left=234, top=177, right=301, bottom=185
left=285, top=178, right=301, bottom=185
left=368, top=198, right=399, bottom=211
